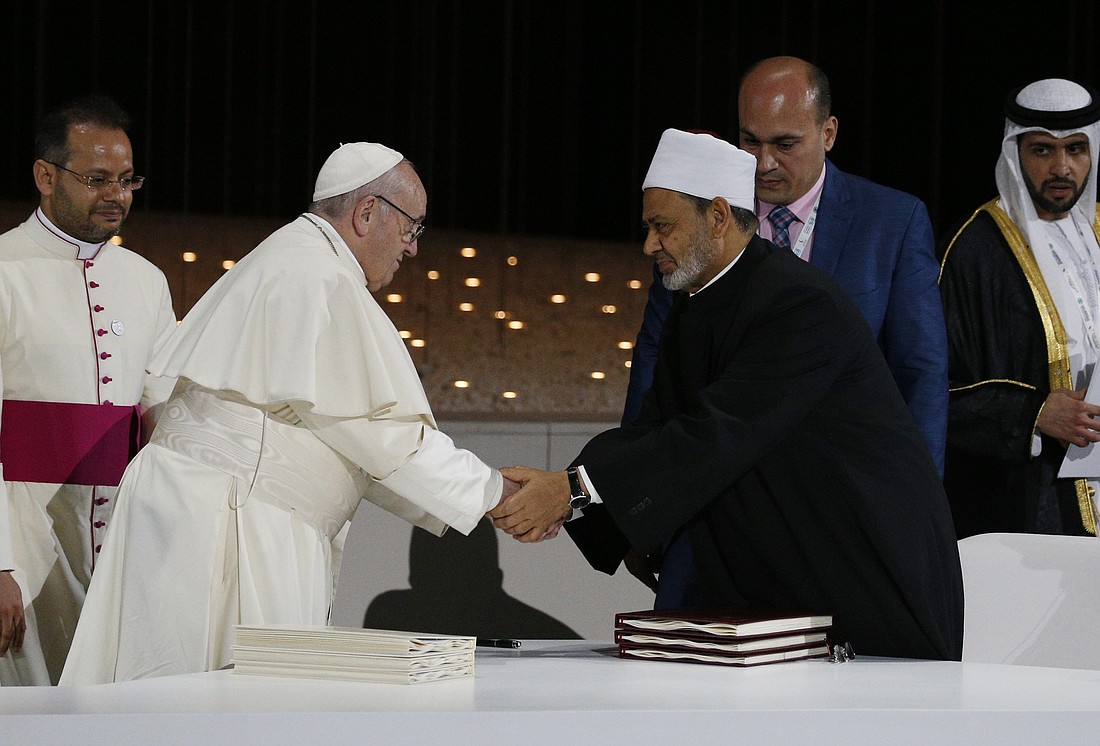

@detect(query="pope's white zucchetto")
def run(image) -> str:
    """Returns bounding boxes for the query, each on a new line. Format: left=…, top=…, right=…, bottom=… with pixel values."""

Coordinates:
left=642, top=129, right=757, bottom=210
left=313, top=142, right=404, bottom=202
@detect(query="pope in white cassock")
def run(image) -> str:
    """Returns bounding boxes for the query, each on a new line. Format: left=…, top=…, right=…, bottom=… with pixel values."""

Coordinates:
left=61, top=142, right=514, bottom=684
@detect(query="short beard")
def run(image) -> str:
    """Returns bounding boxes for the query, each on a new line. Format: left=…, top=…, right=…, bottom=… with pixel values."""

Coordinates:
left=662, top=229, right=719, bottom=291
left=1025, top=172, right=1088, bottom=217
left=50, top=185, right=126, bottom=243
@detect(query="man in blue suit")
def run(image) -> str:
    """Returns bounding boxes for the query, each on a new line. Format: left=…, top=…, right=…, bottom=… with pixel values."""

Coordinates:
left=624, top=56, right=947, bottom=607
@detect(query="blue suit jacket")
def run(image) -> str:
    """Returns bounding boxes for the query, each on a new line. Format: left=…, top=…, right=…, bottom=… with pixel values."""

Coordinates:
left=625, top=160, right=948, bottom=474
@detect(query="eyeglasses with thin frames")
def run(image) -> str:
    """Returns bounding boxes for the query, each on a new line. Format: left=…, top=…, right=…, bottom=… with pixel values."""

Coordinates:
left=46, top=161, right=145, bottom=192
left=374, top=194, right=425, bottom=243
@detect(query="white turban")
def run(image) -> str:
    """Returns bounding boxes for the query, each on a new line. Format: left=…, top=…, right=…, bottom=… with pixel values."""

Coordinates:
left=995, top=78, right=1100, bottom=393
left=995, top=78, right=1100, bottom=251
left=642, top=129, right=756, bottom=210
left=313, top=142, right=404, bottom=201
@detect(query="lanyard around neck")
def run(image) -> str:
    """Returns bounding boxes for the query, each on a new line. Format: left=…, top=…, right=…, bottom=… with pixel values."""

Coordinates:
left=1047, top=214, right=1100, bottom=351
left=772, top=192, right=822, bottom=260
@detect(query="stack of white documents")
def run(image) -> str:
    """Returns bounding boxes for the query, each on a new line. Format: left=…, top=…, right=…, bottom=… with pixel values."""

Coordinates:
left=231, top=625, right=476, bottom=684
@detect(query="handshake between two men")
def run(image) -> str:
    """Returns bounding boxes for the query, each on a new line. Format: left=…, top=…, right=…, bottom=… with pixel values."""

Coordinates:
left=491, top=466, right=574, bottom=543
left=491, top=465, right=660, bottom=593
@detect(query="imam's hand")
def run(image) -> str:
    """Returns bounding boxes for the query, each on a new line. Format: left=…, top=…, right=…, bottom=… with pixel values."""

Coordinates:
left=490, top=466, right=572, bottom=543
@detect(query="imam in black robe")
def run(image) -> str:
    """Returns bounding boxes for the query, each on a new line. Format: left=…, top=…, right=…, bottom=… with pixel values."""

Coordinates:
left=939, top=201, right=1095, bottom=538
left=565, top=236, right=963, bottom=661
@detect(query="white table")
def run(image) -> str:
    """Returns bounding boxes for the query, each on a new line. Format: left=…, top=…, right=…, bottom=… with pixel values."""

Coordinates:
left=3, top=640, right=1099, bottom=745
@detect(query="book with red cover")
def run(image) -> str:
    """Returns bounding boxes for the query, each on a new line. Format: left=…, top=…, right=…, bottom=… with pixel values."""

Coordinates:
left=614, top=608, right=832, bottom=640
left=614, top=629, right=829, bottom=654
left=614, top=608, right=833, bottom=667
left=617, top=639, right=830, bottom=667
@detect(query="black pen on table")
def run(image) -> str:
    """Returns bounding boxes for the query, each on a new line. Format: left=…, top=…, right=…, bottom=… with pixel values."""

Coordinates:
left=477, top=637, right=521, bottom=648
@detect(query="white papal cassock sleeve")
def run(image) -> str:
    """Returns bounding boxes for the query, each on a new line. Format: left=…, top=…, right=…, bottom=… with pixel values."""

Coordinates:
left=293, top=407, right=501, bottom=536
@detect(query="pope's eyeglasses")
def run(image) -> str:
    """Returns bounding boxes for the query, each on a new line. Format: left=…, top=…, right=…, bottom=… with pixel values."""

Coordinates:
left=374, top=194, right=425, bottom=243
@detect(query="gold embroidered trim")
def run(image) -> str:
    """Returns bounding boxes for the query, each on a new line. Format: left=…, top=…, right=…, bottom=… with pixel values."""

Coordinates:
left=1032, top=399, right=1047, bottom=435
left=948, top=379, right=1037, bottom=393
left=939, top=209, right=983, bottom=285
left=982, top=202, right=1071, bottom=385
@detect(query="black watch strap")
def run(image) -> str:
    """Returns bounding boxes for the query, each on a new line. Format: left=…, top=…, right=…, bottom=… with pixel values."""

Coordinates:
left=567, top=466, right=590, bottom=510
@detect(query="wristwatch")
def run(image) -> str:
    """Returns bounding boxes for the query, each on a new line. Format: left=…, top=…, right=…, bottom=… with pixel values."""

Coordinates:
left=566, top=466, right=590, bottom=510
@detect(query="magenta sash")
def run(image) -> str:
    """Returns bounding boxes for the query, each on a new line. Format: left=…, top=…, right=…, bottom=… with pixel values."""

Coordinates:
left=0, top=400, right=141, bottom=486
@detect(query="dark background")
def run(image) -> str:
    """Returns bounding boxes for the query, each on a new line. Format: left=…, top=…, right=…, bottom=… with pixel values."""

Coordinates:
left=3, top=0, right=1099, bottom=244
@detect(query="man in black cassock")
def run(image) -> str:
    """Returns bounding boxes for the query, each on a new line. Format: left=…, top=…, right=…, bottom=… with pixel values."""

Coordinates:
left=491, top=129, right=963, bottom=661
left=939, top=78, right=1100, bottom=539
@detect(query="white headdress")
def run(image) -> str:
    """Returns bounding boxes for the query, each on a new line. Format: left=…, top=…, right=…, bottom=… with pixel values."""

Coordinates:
left=642, top=129, right=756, bottom=210
left=996, top=79, right=1100, bottom=388
left=996, top=78, right=1100, bottom=246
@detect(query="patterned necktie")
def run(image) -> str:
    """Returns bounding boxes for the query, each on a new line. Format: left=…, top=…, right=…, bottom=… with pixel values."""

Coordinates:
left=767, top=205, right=798, bottom=250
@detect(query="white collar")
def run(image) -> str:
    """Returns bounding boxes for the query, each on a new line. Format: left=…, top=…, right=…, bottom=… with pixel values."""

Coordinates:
left=690, top=248, right=745, bottom=296
left=35, top=207, right=108, bottom=260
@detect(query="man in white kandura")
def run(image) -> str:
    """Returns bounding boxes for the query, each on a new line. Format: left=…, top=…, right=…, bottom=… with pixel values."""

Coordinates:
left=61, top=142, right=517, bottom=684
